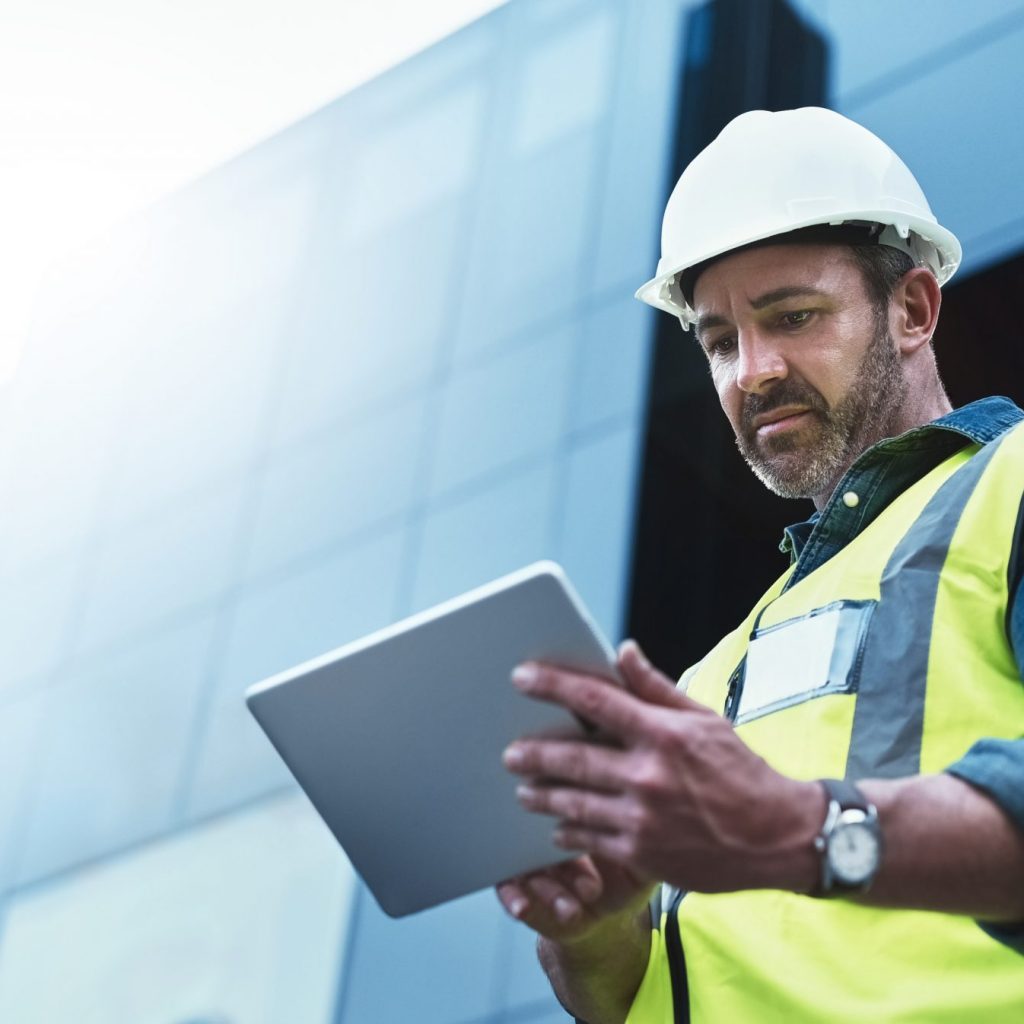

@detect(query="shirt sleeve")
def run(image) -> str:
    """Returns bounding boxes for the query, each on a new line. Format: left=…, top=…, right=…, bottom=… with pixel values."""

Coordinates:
left=942, top=571, right=1024, bottom=952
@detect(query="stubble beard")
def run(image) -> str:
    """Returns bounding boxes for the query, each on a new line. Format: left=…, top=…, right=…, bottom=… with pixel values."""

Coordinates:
left=735, top=320, right=908, bottom=501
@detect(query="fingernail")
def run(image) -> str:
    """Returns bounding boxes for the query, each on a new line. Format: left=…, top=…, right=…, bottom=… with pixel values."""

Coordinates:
left=511, top=665, right=538, bottom=689
left=503, top=744, right=524, bottom=769
left=510, top=898, right=528, bottom=918
left=630, top=640, right=651, bottom=669
left=554, top=897, right=577, bottom=922
left=515, top=783, right=537, bottom=805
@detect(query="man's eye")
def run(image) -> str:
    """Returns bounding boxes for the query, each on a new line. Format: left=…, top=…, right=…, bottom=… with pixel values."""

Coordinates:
left=707, top=336, right=735, bottom=356
left=781, top=310, right=812, bottom=327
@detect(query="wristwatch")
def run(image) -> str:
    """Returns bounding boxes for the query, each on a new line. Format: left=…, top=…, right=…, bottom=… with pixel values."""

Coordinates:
left=812, top=778, right=883, bottom=896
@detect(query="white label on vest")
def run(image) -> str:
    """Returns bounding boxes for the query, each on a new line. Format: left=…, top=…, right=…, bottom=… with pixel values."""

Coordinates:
left=740, top=607, right=842, bottom=718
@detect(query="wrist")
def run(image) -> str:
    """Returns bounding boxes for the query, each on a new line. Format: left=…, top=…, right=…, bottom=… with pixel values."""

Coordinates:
left=539, top=899, right=651, bottom=959
left=810, top=778, right=885, bottom=897
left=759, top=778, right=828, bottom=894
left=538, top=904, right=651, bottom=1022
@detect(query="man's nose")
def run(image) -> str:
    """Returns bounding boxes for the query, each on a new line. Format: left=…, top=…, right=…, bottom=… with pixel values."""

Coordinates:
left=735, top=330, right=787, bottom=394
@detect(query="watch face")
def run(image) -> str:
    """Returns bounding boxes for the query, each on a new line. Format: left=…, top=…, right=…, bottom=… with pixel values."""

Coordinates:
left=829, top=820, right=880, bottom=885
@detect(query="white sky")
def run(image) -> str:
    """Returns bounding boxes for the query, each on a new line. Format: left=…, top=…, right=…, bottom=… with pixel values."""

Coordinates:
left=0, top=0, right=508, bottom=384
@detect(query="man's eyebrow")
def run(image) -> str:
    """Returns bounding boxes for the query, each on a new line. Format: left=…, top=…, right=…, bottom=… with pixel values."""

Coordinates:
left=749, top=286, right=828, bottom=310
left=693, top=313, right=728, bottom=341
left=694, top=286, right=829, bottom=340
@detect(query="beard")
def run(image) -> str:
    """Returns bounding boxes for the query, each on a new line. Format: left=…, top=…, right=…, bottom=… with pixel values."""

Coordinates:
left=735, top=320, right=907, bottom=500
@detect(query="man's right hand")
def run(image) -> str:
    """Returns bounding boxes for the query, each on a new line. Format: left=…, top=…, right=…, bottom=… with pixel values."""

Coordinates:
left=496, top=853, right=652, bottom=944
left=496, top=856, right=653, bottom=1024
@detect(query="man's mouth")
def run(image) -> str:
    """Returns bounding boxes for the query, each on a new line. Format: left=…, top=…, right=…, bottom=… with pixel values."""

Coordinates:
left=752, top=407, right=814, bottom=437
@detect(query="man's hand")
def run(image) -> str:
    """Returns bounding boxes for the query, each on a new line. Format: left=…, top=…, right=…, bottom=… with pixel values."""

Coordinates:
left=493, top=639, right=821, bottom=1024
left=503, top=640, right=823, bottom=895
left=496, top=854, right=653, bottom=1024
left=496, top=853, right=651, bottom=945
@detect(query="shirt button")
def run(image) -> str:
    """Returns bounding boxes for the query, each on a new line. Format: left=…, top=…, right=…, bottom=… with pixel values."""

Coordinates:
left=842, top=491, right=860, bottom=508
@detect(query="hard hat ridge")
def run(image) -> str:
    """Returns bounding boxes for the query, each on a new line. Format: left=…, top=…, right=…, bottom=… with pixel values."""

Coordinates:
left=635, top=107, right=962, bottom=328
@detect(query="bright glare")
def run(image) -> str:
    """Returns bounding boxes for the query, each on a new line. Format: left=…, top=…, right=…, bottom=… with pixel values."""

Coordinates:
left=0, top=0, right=508, bottom=385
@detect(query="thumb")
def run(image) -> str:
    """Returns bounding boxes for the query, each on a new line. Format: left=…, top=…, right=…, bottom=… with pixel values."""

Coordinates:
left=617, top=639, right=697, bottom=711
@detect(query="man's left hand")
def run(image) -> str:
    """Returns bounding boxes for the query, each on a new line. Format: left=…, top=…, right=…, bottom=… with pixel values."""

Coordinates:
left=504, top=640, right=823, bottom=895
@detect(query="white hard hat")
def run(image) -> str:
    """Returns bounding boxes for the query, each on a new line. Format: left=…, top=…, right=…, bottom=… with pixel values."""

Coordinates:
left=635, top=107, right=962, bottom=329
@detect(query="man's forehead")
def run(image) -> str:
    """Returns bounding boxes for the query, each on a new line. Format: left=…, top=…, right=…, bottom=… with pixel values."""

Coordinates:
left=691, top=243, right=858, bottom=317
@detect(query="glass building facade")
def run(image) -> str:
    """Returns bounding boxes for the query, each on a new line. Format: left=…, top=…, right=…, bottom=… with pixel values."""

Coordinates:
left=1, top=1, right=1023, bottom=1019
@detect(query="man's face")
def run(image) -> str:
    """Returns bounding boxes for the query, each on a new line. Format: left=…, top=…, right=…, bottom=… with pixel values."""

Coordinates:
left=691, top=244, right=907, bottom=502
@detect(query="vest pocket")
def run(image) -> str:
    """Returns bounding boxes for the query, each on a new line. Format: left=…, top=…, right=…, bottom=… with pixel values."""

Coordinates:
left=733, top=600, right=876, bottom=725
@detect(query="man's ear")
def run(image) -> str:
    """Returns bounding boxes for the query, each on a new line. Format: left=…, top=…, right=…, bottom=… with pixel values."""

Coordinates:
left=892, top=267, right=941, bottom=354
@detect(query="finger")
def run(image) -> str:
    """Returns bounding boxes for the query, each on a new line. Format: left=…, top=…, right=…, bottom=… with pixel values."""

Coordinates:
left=503, top=737, right=631, bottom=788
left=517, top=782, right=629, bottom=832
left=552, top=858, right=603, bottom=904
left=512, top=663, right=656, bottom=741
left=554, top=824, right=636, bottom=866
left=508, top=858, right=603, bottom=907
left=496, top=878, right=531, bottom=920
left=525, top=870, right=584, bottom=924
left=617, top=640, right=704, bottom=711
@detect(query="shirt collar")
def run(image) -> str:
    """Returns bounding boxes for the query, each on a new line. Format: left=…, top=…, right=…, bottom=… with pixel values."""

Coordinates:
left=876, top=395, right=1024, bottom=450
left=778, top=397, right=1024, bottom=559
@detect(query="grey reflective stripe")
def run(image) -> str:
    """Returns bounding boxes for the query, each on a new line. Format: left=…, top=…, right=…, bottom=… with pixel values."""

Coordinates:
left=846, top=432, right=1012, bottom=779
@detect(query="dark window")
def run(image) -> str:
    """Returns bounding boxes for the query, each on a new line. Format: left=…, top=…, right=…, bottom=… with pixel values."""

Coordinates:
left=626, top=0, right=829, bottom=678
left=934, top=249, right=1024, bottom=412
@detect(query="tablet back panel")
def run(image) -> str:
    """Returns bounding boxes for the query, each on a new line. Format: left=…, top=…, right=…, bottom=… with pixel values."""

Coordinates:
left=246, top=562, right=618, bottom=917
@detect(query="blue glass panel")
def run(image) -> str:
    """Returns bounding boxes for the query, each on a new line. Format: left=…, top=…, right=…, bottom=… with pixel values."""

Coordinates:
left=186, top=527, right=406, bottom=818
left=590, top=0, right=683, bottom=297
left=556, top=425, right=641, bottom=639
left=183, top=681, right=297, bottom=822
left=16, top=614, right=216, bottom=885
left=336, top=21, right=495, bottom=142
left=0, top=691, right=47, bottom=890
left=509, top=8, right=616, bottom=156
left=274, top=196, right=468, bottom=443
left=520, top=0, right=597, bottom=27
left=494, top=914, right=565, bottom=1015
left=72, top=477, right=245, bottom=656
left=337, top=888, right=504, bottom=1024
left=816, top=0, right=1024, bottom=102
left=455, top=130, right=602, bottom=358
left=411, top=461, right=557, bottom=612
left=246, top=398, right=426, bottom=579
left=104, top=318, right=279, bottom=526
left=0, top=473, right=103, bottom=579
left=844, top=23, right=1024, bottom=276
left=570, top=296, right=654, bottom=435
left=0, top=796, right=353, bottom=1024
left=102, top=172, right=319, bottom=522
left=13, top=215, right=156, bottom=398
left=0, top=556, right=83, bottom=694
left=341, top=83, right=485, bottom=239
left=429, top=326, right=575, bottom=499
left=0, top=364, right=120, bottom=574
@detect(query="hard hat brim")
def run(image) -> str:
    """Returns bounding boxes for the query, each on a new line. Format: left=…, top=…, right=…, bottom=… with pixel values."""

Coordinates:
left=635, top=212, right=962, bottom=326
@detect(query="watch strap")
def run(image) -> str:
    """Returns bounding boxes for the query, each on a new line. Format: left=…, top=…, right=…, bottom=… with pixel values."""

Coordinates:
left=820, top=777, right=870, bottom=813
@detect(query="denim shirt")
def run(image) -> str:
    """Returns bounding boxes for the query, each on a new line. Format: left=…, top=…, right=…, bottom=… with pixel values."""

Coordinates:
left=779, top=396, right=1024, bottom=948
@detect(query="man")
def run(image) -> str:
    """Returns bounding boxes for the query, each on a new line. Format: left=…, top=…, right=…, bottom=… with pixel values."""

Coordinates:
left=496, top=107, right=1024, bottom=1022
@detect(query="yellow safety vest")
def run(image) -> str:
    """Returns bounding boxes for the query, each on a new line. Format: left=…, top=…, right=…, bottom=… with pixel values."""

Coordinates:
left=627, top=422, right=1024, bottom=1023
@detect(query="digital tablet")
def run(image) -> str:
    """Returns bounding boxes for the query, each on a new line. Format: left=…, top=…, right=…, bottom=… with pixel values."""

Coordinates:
left=245, top=560, right=621, bottom=917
